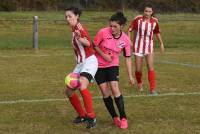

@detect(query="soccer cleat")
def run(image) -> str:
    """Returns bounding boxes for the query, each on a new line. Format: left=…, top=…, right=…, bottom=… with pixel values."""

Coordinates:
left=113, top=117, right=121, bottom=127
left=120, top=118, right=128, bottom=129
left=137, top=83, right=143, bottom=92
left=85, top=117, right=96, bottom=129
left=150, top=90, right=158, bottom=96
left=73, top=116, right=86, bottom=124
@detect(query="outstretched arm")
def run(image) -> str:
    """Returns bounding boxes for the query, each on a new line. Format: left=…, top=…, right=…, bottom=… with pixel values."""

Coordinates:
left=156, top=33, right=164, bottom=53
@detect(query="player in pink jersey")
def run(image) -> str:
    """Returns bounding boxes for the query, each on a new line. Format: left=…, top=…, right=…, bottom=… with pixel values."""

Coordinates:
left=64, top=6, right=98, bottom=129
left=94, top=12, right=134, bottom=129
left=128, top=3, right=164, bottom=95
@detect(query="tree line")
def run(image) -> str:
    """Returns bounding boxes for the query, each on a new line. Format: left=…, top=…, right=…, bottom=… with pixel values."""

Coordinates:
left=0, top=0, right=199, bottom=12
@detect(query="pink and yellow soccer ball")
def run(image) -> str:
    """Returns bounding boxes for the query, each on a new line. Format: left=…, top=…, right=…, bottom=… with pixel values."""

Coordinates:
left=65, top=73, right=80, bottom=89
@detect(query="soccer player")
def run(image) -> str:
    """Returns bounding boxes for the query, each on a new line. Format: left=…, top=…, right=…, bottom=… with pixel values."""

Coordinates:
left=128, top=3, right=164, bottom=95
left=93, top=12, right=134, bottom=129
left=64, top=6, right=98, bottom=129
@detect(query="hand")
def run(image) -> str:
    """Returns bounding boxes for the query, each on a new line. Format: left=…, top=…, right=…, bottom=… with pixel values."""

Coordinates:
left=160, top=43, right=165, bottom=54
left=74, top=30, right=81, bottom=39
left=103, top=53, right=112, bottom=62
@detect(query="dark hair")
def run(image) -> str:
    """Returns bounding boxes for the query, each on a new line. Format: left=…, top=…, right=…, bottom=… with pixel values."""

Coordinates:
left=110, top=11, right=127, bottom=26
left=65, top=6, right=82, bottom=16
left=143, top=2, right=155, bottom=17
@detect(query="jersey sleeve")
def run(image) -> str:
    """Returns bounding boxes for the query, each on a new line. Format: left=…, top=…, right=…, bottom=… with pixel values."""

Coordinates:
left=93, top=29, right=104, bottom=47
left=128, top=19, right=138, bottom=32
left=79, top=26, right=90, bottom=41
left=153, top=21, right=160, bottom=34
left=123, top=37, right=132, bottom=57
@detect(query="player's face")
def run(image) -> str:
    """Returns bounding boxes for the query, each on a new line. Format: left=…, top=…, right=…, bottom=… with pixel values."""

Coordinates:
left=144, top=7, right=153, bottom=18
left=65, top=11, right=79, bottom=27
left=110, top=21, right=122, bottom=37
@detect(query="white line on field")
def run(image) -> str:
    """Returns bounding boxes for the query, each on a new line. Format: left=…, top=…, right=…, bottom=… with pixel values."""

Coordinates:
left=1, top=92, right=200, bottom=105
left=158, top=60, right=200, bottom=68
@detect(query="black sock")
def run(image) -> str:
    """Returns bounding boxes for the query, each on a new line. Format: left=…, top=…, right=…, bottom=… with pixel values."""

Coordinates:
left=114, top=95, right=127, bottom=119
left=103, top=96, right=117, bottom=119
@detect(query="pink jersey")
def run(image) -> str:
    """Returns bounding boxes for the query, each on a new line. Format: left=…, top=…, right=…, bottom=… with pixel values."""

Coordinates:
left=72, top=22, right=94, bottom=63
left=128, top=15, right=160, bottom=55
left=94, top=27, right=131, bottom=68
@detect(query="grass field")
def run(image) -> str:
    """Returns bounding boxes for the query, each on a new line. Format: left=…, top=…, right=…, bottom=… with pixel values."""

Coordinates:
left=0, top=11, right=200, bottom=134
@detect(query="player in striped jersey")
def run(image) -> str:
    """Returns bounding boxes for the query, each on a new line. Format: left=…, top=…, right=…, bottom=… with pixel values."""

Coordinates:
left=128, top=4, right=165, bottom=95
left=64, top=6, right=98, bottom=129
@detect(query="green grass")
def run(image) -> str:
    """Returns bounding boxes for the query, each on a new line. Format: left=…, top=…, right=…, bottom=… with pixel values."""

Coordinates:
left=0, top=48, right=200, bottom=133
left=0, top=11, right=200, bottom=133
left=0, top=11, right=200, bottom=49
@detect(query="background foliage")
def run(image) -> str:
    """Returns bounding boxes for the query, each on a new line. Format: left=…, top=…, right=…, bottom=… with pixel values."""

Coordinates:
left=0, top=0, right=199, bottom=12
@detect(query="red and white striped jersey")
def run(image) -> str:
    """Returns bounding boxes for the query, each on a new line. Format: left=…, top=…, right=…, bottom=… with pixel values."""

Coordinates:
left=128, top=15, right=160, bottom=55
left=72, top=22, right=94, bottom=63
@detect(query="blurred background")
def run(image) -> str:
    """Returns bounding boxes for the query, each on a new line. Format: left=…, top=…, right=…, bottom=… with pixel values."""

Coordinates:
left=0, top=0, right=199, bottom=12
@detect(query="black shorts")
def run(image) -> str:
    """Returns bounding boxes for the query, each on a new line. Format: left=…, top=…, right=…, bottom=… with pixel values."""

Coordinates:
left=95, top=66, right=119, bottom=85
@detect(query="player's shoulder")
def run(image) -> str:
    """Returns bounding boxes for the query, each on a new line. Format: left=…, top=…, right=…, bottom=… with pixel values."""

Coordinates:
left=76, top=22, right=87, bottom=31
left=151, top=16, right=159, bottom=22
left=134, top=15, right=143, bottom=20
left=122, top=32, right=131, bottom=41
left=98, top=27, right=110, bottom=34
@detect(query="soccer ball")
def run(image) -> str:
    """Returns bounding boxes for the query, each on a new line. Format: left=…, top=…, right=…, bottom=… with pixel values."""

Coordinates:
left=65, top=73, right=80, bottom=89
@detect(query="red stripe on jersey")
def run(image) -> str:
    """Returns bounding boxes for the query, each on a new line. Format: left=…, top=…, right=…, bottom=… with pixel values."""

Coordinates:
left=136, top=20, right=143, bottom=53
left=133, top=32, right=137, bottom=52
left=142, top=22, right=148, bottom=54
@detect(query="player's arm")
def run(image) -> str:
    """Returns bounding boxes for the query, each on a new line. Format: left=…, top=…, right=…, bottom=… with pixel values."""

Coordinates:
left=154, top=21, right=164, bottom=54
left=94, top=46, right=112, bottom=62
left=125, top=56, right=134, bottom=85
left=93, top=29, right=112, bottom=62
left=127, top=29, right=132, bottom=39
left=128, top=20, right=136, bottom=47
left=74, top=30, right=90, bottom=47
left=123, top=40, right=134, bottom=85
left=156, top=33, right=164, bottom=53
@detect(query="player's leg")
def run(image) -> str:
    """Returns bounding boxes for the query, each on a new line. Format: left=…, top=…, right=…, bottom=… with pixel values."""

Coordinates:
left=110, top=81, right=128, bottom=129
left=65, top=87, right=87, bottom=124
left=95, top=67, right=119, bottom=126
left=135, top=55, right=144, bottom=91
left=145, top=53, right=157, bottom=95
left=79, top=73, right=96, bottom=129
left=65, top=63, right=87, bottom=124
left=79, top=55, right=98, bottom=129
left=108, top=66, right=128, bottom=129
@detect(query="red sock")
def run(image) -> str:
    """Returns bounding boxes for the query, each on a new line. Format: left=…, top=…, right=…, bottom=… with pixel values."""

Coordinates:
left=69, top=93, right=86, bottom=117
left=148, top=70, right=156, bottom=92
left=135, top=71, right=142, bottom=84
left=80, top=89, right=95, bottom=118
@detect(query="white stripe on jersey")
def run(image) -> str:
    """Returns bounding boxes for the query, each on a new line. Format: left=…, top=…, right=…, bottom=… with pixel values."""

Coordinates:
left=134, top=20, right=158, bottom=54
left=135, top=20, right=141, bottom=52
left=76, top=39, right=86, bottom=63
left=139, top=21, right=145, bottom=53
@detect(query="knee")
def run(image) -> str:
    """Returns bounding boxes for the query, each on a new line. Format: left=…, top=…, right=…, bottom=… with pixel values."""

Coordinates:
left=79, top=76, right=89, bottom=90
left=65, top=87, right=74, bottom=97
left=100, top=89, right=110, bottom=98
